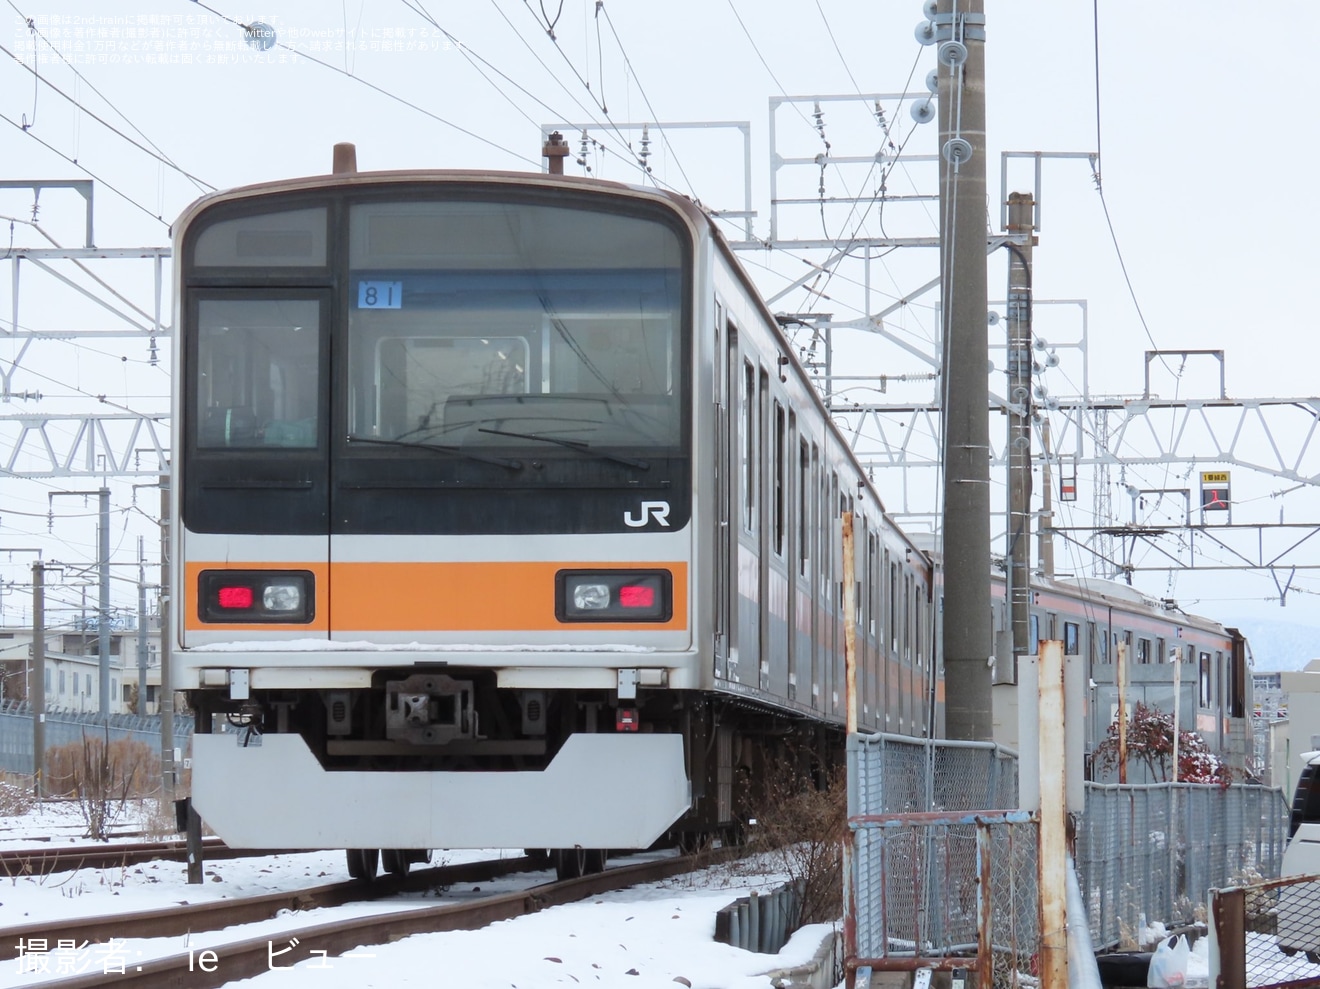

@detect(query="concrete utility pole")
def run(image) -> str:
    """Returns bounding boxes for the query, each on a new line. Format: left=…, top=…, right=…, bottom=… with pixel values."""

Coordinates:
left=1006, top=191, right=1034, bottom=671
left=31, top=562, right=46, bottom=799
left=937, top=0, right=992, bottom=740
left=49, top=487, right=112, bottom=717
left=159, top=473, right=176, bottom=801
left=137, top=536, right=149, bottom=716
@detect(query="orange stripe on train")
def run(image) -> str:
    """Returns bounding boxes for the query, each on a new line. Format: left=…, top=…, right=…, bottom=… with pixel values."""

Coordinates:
left=184, top=561, right=688, bottom=633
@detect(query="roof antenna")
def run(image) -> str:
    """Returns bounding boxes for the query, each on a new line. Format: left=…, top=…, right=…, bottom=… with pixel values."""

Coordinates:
left=333, top=143, right=358, bottom=175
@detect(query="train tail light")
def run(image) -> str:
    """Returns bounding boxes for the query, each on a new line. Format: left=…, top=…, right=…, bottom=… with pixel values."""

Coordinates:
left=200, top=570, right=315, bottom=623
left=556, top=570, right=671, bottom=622
left=616, top=707, right=639, bottom=732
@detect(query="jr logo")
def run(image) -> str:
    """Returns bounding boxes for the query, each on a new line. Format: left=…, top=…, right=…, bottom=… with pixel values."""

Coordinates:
left=624, top=500, right=671, bottom=528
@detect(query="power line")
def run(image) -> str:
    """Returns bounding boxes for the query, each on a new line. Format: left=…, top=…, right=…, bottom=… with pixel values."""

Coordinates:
left=188, top=0, right=539, bottom=168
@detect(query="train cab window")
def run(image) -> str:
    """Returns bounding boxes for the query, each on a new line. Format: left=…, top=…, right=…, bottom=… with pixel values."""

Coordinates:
left=345, top=199, right=686, bottom=454
left=1064, top=622, right=1079, bottom=655
left=194, top=298, right=321, bottom=449
left=1156, top=637, right=1165, bottom=664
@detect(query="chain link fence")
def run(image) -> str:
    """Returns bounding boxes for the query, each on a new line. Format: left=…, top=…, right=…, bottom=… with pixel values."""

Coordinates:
left=1077, top=783, right=1290, bottom=948
left=846, top=733, right=1291, bottom=985
left=0, top=699, right=192, bottom=776
left=845, top=733, right=1036, bottom=984
left=1213, top=874, right=1320, bottom=987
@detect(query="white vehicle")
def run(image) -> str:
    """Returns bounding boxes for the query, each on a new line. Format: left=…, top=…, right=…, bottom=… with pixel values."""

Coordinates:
left=1277, top=750, right=1320, bottom=962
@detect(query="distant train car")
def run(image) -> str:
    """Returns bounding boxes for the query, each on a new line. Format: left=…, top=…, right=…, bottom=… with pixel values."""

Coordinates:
left=990, top=574, right=1253, bottom=780
left=169, top=148, right=938, bottom=879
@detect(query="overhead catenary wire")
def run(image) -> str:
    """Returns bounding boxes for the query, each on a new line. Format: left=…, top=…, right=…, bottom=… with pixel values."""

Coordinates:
left=187, top=0, right=539, bottom=168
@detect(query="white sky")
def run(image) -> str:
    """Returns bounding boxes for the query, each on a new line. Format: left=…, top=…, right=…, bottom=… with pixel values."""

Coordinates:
left=1, top=1, right=1318, bottom=629
left=1, top=799, right=833, bottom=989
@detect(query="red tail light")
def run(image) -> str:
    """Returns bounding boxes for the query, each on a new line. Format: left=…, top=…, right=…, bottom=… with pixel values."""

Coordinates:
left=218, top=586, right=254, bottom=609
left=616, top=707, right=639, bottom=732
left=619, top=585, right=655, bottom=608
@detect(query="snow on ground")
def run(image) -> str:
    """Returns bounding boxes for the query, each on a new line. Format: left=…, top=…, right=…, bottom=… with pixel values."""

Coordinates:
left=1, top=798, right=836, bottom=989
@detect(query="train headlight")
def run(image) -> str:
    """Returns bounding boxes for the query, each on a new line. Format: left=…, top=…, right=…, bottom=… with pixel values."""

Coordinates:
left=557, top=570, right=671, bottom=622
left=262, top=583, right=303, bottom=613
left=200, top=570, right=314, bottom=623
left=572, top=583, right=611, bottom=610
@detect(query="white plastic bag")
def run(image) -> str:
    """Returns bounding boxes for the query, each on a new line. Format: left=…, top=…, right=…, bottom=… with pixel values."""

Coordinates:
left=1147, top=933, right=1191, bottom=988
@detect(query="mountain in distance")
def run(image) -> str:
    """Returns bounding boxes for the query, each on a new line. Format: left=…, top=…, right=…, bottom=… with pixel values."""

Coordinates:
left=1223, top=616, right=1320, bottom=672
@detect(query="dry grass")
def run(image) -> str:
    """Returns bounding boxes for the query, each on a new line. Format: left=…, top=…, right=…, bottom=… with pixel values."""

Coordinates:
left=743, top=757, right=847, bottom=926
left=45, top=735, right=161, bottom=839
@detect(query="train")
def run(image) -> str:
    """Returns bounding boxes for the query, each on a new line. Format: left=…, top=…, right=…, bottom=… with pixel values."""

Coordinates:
left=988, top=573, right=1253, bottom=781
left=169, top=145, right=1253, bottom=880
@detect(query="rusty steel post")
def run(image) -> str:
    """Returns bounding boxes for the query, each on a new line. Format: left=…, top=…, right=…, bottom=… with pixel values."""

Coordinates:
left=977, top=824, right=994, bottom=987
left=1037, top=639, right=1069, bottom=989
left=1212, top=887, right=1245, bottom=989
left=1116, top=641, right=1128, bottom=784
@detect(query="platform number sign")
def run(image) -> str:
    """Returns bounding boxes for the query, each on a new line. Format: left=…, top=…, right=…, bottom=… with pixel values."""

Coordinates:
left=1200, top=471, right=1231, bottom=512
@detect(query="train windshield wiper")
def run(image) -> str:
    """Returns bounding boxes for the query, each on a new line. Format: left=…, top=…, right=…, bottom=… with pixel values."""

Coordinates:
left=477, top=427, right=649, bottom=470
left=346, top=435, right=523, bottom=470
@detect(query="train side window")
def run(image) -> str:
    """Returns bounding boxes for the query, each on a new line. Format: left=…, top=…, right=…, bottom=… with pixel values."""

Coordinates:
left=1199, top=651, right=1212, bottom=706
left=1156, top=637, right=1165, bottom=664
left=1137, top=638, right=1151, bottom=664
left=1064, top=622, right=1079, bottom=655
left=799, top=439, right=810, bottom=575
left=741, top=360, right=755, bottom=530
left=904, top=573, right=913, bottom=659
left=891, top=560, right=900, bottom=653
left=773, top=401, right=786, bottom=557
left=1098, top=627, right=1109, bottom=663
left=1029, top=613, right=1039, bottom=655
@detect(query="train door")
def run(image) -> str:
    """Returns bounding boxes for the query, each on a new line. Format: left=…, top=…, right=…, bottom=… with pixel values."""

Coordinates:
left=734, top=357, right=758, bottom=686
left=757, top=367, right=771, bottom=691
left=714, top=311, right=733, bottom=679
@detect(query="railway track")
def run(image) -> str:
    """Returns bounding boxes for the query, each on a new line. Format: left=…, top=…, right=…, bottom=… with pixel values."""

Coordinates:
left=16, top=851, right=724, bottom=989
left=1, top=853, right=537, bottom=963
left=0, top=836, right=298, bottom=877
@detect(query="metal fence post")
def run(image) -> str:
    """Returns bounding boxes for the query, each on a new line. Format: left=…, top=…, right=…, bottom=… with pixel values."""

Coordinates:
left=1211, top=887, right=1245, bottom=989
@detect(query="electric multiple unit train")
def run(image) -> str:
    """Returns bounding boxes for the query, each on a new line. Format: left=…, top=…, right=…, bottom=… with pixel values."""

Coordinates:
left=169, top=149, right=939, bottom=880
left=170, top=149, right=1255, bottom=880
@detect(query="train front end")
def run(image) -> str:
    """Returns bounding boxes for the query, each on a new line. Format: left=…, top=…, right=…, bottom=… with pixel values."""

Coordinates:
left=170, top=168, right=698, bottom=859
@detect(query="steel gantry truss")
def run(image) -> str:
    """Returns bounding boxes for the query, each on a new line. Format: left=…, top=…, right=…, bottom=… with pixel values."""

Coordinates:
left=1, top=179, right=171, bottom=480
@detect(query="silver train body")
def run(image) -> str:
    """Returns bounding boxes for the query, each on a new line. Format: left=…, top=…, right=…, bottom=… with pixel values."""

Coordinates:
left=170, top=162, right=1253, bottom=864
left=169, top=165, right=937, bottom=861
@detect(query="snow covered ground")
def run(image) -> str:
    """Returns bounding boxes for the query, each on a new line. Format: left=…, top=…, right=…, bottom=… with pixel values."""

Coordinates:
left=1, top=797, right=837, bottom=989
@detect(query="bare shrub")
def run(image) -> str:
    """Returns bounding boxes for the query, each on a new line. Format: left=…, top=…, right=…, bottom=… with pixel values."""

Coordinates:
left=46, top=735, right=161, bottom=839
left=744, top=755, right=847, bottom=926
left=0, top=778, right=34, bottom=817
